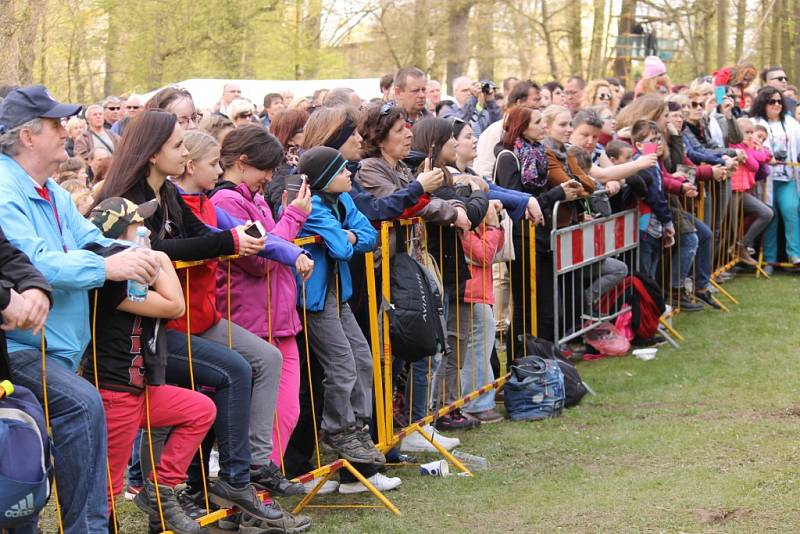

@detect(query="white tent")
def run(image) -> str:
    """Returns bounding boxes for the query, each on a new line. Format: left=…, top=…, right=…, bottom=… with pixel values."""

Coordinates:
left=141, top=78, right=382, bottom=110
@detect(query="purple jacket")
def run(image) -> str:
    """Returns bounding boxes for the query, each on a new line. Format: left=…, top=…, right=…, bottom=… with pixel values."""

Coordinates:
left=210, top=182, right=309, bottom=338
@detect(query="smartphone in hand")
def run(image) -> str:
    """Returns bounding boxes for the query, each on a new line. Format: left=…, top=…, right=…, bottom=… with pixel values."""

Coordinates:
left=244, top=220, right=266, bottom=238
left=642, top=142, right=658, bottom=155
left=285, top=174, right=307, bottom=204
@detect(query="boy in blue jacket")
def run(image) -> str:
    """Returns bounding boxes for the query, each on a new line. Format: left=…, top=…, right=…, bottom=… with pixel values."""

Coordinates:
left=630, top=120, right=675, bottom=279
left=295, top=147, right=389, bottom=475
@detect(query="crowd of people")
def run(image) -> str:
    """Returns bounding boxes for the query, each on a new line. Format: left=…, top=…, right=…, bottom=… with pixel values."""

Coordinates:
left=0, top=55, right=797, bottom=534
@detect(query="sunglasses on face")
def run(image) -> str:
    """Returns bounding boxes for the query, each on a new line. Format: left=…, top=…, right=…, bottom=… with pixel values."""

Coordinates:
left=105, top=106, right=120, bottom=111
left=126, top=105, right=141, bottom=110
left=768, top=99, right=783, bottom=106
left=597, top=93, right=612, bottom=101
left=238, top=112, right=253, bottom=119
left=769, top=76, right=788, bottom=82
left=690, top=102, right=705, bottom=109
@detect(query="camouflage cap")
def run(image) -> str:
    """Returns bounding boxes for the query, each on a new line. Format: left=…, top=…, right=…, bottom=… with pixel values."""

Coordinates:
left=89, top=197, right=158, bottom=239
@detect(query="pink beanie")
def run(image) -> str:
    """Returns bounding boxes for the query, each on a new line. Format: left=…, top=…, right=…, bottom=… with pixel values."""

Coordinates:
left=643, top=56, right=667, bottom=79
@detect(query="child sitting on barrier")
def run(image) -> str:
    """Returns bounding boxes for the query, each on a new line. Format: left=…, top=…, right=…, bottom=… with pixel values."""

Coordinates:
left=295, top=147, right=390, bottom=481
left=86, top=197, right=216, bottom=534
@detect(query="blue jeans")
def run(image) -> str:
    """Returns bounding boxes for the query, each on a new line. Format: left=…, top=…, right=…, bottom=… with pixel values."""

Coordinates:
left=127, top=430, right=144, bottom=487
left=461, top=304, right=496, bottom=414
left=671, top=231, right=698, bottom=288
left=691, top=216, right=712, bottom=289
left=764, top=180, right=800, bottom=262
left=165, top=329, right=253, bottom=486
left=8, top=350, right=108, bottom=533
left=639, top=232, right=661, bottom=280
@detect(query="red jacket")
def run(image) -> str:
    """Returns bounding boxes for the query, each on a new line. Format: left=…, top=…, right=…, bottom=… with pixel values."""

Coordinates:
left=168, top=192, right=221, bottom=334
left=461, top=224, right=504, bottom=304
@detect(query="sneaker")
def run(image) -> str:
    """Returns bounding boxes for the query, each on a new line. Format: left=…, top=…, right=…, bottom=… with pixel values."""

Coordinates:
left=134, top=481, right=207, bottom=534
left=792, top=256, right=800, bottom=265
left=238, top=506, right=312, bottom=534
left=464, top=409, right=504, bottom=424
left=672, top=290, right=704, bottom=312
left=216, top=512, right=241, bottom=531
left=632, top=333, right=667, bottom=348
left=400, top=424, right=460, bottom=452
left=694, top=289, right=721, bottom=310
left=737, top=243, right=758, bottom=267
left=302, top=477, right=340, bottom=495
left=435, top=409, right=480, bottom=431
left=250, top=462, right=305, bottom=496
left=175, top=486, right=209, bottom=521
left=208, top=479, right=282, bottom=521
left=354, top=426, right=386, bottom=465
left=322, top=429, right=379, bottom=465
left=208, top=447, right=220, bottom=478
left=124, top=485, right=142, bottom=501
left=338, top=472, right=402, bottom=494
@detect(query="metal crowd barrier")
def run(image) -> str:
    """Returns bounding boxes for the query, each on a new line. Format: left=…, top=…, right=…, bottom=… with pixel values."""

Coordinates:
left=550, top=203, right=640, bottom=346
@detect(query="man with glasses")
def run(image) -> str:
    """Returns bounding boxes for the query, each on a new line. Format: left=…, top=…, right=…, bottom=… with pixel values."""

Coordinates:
left=101, top=96, right=122, bottom=129
left=440, top=76, right=501, bottom=137
left=111, top=94, right=143, bottom=137
left=216, top=82, right=242, bottom=118
left=761, top=66, right=797, bottom=116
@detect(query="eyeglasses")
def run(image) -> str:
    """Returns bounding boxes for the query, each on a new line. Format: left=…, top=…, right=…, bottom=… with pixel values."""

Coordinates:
left=126, top=105, right=141, bottom=110
left=769, top=76, right=789, bottom=82
left=690, top=102, right=705, bottom=109
left=237, top=112, right=253, bottom=119
left=105, top=106, right=120, bottom=111
left=768, top=99, right=783, bottom=106
left=176, top=112, right=202, bottom=127
left=380, top=101, right=396, bottom=115
left=597, top=93, right=612, bottom=101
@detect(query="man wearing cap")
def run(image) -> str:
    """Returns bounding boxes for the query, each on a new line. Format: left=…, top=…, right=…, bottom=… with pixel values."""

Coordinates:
left=0, top=85, right=160, bottom=534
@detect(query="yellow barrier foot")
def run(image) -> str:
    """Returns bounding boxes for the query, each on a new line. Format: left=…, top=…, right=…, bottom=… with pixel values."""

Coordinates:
left=413, top=425, right=473, bottom=477
left=659, top=318, right=684, bottom=343
left=709, top=279, right=739, bottom=305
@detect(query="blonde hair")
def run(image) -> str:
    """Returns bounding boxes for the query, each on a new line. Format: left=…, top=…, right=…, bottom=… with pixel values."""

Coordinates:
left=665, top=93, right=689, bottom=106
left=688, top=80, right=713, bottom=96
left=199, top=115, right=234, bottom=142
left=65, top=117, right=86, bottom=135
left=228, top=99, right=255, bottom=120
left=581, top=80, right=618, bottom=110
left=541, top=105, right=570, bottom=129
left=183, top=130, right=219, bottom=163
left=59, top=179, right=90, bottom=195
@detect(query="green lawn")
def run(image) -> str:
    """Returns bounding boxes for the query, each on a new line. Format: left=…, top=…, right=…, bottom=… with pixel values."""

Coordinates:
left=42, top=273, right=800, bottom=533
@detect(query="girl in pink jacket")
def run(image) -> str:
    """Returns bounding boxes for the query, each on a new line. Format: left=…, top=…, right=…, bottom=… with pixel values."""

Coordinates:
left=459, top=200, right=505, bottom=423
left=207, top=127, right=314, bottom=473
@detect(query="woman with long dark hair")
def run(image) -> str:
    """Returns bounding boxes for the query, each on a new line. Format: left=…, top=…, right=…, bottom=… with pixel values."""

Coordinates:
left=751, top=86, right=800, bottom=269
left=95, top=110, right=310, bottom=531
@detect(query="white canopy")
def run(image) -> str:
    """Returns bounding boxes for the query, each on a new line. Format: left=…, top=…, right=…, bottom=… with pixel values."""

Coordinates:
left=141, top=78, right=382, bottom=110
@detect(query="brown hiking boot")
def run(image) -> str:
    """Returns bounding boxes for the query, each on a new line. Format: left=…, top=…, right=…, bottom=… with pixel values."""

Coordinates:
left=736, top=242, right=758, bottom=267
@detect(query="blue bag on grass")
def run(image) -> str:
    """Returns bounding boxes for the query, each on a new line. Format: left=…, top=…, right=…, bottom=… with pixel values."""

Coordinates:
left=0, top=381, right=52, bottom=527
left=504, top=356, right=565, bottom=421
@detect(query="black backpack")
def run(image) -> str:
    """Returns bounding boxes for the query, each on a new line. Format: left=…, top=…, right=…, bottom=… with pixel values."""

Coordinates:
left=385, top=252, right=447, bottom=362
left=515, top=335, right=589, bottom=408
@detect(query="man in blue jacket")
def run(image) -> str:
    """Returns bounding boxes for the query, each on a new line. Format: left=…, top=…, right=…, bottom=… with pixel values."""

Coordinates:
left=0, top=85, right=160, bottom=534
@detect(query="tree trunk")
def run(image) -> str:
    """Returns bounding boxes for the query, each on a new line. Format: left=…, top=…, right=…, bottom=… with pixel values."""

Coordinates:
left=304, top=0, right=322, bottom=78
left=567, top=0, right=583, bottom=77
left=16, top=0, right=43, bottom=85
left=612, top=0, right=636, bottom=85
left=700, top=0, right=713, bottom=74
left=103, top=1, right=121, bottom=96
left=588, top=0, right=607, bottom=79
left=734, top=0, right=746, bottom=62
left=793, top=0, right=800, bottom=85
left=779, top=0, right=791, bottom=78
left=541, top=0, right=559, bottom=80
left=475, top=0, right=495, bottom=82
left=769, top=0, right=781, bottom=64
left=445, top=0, right=473, bottom=94
left=717, top=0, right=728, bottom=68
left=411, top=0, right=428, bottom=69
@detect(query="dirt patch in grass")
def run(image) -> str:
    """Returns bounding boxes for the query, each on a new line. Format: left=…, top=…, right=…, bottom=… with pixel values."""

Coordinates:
left=694, top=507, right=753, bottom=525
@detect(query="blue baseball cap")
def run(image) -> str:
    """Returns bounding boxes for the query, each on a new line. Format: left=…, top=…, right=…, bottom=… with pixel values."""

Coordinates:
left=0, top=85, right=81, bottom=133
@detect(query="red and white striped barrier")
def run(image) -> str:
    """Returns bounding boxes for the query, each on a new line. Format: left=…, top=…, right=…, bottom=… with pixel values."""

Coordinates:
left=554, top=210, right=638, bottom=274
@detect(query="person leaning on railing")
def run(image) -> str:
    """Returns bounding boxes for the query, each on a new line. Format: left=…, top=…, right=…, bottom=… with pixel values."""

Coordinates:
left=92, top=109, right=310, bottom=531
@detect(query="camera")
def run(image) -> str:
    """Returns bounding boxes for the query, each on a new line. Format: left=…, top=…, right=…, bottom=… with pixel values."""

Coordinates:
left=480, top=80, right=496, bottom=95
left=774, top=149, right=788, bottom=162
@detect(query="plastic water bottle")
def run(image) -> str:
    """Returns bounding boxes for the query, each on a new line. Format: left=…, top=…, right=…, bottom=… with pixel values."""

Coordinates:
left=452, top=450, right=488, bottom=471
left=127, top=226, right=151, bottom=302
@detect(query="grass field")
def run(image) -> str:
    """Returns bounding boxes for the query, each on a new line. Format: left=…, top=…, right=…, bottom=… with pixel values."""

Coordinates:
left=41, top=273, right=800, bottom=533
